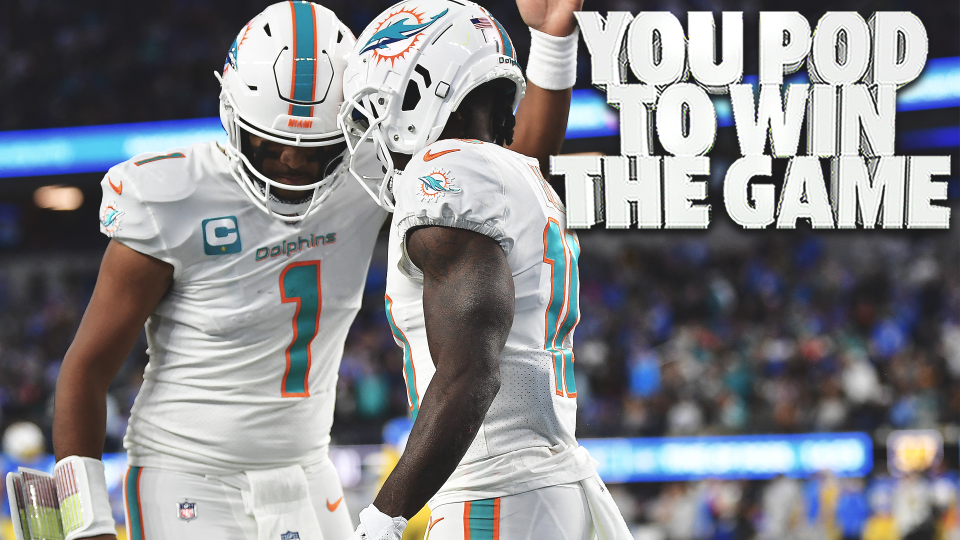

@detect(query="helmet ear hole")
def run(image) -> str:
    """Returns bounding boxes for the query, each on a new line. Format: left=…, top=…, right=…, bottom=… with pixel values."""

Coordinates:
left=402, top=80, right=421, bottom=112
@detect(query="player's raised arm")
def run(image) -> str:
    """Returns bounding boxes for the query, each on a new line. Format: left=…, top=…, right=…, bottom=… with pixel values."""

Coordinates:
left=507, top=0, right=584, bottom=177
left=371, top=225, right=514, bottom=520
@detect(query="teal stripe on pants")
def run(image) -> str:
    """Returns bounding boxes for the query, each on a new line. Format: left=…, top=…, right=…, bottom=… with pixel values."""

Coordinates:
left=126, top=467, right=144, bottom=540
left=468, top=498, right=496, bottom=540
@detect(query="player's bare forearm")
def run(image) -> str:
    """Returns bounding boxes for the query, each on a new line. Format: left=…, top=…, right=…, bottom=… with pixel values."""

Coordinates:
left=54, top=240, right=172, bottom=461
left=508, top=82, right=573, bottom=174
left=374, top=351, right=499, bottom=518
left=373, top=226, right=514, bottom=519
left=509, top=0, right=583, bottom=186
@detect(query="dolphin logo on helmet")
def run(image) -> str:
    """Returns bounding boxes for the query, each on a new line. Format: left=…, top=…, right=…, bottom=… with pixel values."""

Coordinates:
left=360, top=8, right=448, bottom=55
left=224, top=21, right=252, bottom=72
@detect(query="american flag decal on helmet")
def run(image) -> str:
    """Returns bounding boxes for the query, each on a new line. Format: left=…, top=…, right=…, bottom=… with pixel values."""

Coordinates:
left=471, top=17, right=493, bottom=29
left=477, top=9, right=515, bottom=60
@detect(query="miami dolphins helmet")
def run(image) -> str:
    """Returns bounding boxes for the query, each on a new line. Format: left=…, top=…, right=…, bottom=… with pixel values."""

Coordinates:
left=337, top=0, right=525, bottom=210
left=217, top=1, right=356, bottom=220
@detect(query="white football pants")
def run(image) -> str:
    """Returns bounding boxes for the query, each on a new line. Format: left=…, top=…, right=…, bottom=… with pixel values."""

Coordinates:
left=423, top=482, right=594, bottom=540
left=122, top=458, right=353, bottom=540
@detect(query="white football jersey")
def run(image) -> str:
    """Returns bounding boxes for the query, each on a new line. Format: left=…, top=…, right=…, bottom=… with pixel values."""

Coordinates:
left=98, top=141, right=387, bottom=474
left=384, top=139, right=596, bottom=506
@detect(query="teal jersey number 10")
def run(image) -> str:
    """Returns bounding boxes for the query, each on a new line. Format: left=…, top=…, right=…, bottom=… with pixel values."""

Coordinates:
left=542, top=219, right=580, bottom=398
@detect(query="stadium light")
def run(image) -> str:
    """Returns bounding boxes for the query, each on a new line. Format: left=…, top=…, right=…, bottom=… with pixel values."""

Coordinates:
left=0, top=118, right=226, bottom=179
left=33, top=185, right=84, bottom=211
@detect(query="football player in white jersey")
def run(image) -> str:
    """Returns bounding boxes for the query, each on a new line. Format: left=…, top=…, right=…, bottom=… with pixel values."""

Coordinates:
left=50, top=1, right=583, bottom=539
left=339, top=1, right=632, bottom=539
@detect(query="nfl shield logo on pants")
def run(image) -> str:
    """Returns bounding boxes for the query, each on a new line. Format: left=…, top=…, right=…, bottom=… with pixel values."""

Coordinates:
left=178, top=501, right=197, bottom=521
left=281, top=532, right=300, bottom=540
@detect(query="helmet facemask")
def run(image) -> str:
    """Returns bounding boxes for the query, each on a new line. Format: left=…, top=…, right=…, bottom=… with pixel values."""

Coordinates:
left=338, top=85, right=399, bottom=211
left=219, top=83, right=346, bottom=221
left=242, top=131, right=345, bottom=200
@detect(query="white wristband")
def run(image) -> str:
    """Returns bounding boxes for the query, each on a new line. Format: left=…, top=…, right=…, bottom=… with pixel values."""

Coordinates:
left=54, top=456, right=116, bottom=540
left=526, top=26, right=580, bottom=90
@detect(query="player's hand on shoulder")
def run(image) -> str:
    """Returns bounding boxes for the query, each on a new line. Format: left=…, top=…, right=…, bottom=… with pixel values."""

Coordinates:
left=517, top=0, right=583, bottom=37
left=353, top=504, right=407, bottom=540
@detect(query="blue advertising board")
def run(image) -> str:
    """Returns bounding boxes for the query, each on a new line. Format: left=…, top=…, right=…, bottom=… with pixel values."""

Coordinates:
left=581, top=432, right=873, bottom=482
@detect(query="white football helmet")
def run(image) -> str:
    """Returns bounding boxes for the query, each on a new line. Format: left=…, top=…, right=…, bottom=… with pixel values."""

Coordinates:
left=337, top=0, right=525, bottom=210
left=217, top=1, right=356, bottom=220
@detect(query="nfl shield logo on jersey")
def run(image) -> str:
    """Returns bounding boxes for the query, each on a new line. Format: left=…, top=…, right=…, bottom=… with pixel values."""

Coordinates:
left=280, top=532, right=300, bottom=540
left=178, top=501, right=197, bottom=521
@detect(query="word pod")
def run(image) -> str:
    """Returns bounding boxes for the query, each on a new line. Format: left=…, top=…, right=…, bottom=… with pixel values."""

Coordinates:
left=554, top=11, right=951, bottom=230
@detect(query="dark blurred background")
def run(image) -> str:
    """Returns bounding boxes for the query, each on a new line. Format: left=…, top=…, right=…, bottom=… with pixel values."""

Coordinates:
left=1, top=0, right=957, bottom=132
left=0, top=1, right=958, bottom=539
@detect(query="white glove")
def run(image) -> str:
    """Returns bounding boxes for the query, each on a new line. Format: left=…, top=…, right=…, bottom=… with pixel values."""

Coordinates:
left=352, top=504, right=408, bottom=540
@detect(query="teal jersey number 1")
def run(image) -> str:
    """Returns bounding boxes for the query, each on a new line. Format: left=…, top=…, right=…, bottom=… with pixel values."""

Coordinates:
left=279, top=261, right=322, bottom=397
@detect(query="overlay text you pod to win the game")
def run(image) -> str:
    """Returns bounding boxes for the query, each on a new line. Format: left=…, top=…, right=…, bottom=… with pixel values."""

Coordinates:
left=552, top=12, right=954, bottom=230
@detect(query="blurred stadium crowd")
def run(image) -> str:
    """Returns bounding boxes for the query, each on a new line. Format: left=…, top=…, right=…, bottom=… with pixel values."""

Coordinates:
left=3, top=231, right=959, bottom=538
left=613, top=470, right=960, bottom=540
left=1, top=0, right=959, bottom=539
